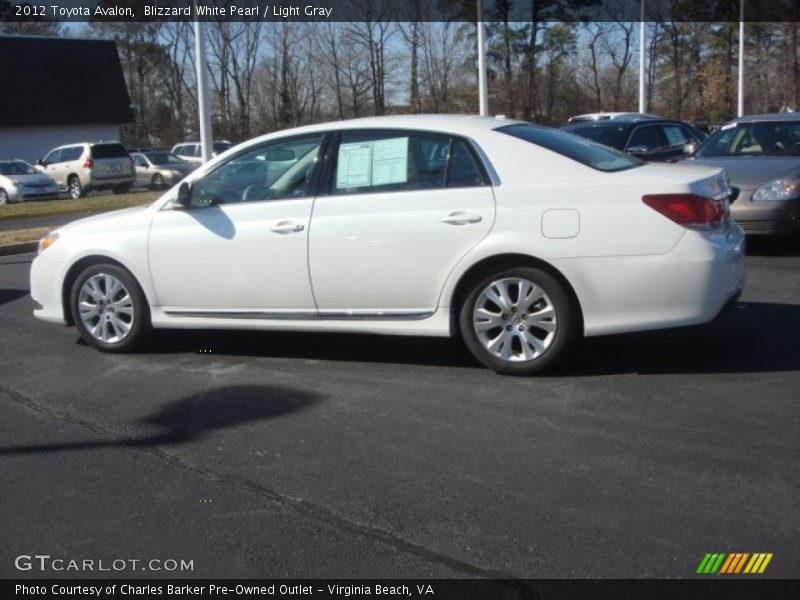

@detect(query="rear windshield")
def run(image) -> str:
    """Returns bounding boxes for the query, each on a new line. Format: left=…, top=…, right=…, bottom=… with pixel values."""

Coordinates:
left=213, top=142, right=232, bottom=153
left=498, top=124, right=641, bottom=172
left=563, top=124, right=629, bottom=151
left=91, top=143, right=129, bottom=159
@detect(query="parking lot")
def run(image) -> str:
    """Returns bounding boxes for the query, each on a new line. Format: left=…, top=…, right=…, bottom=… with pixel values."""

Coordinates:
left=1, top=239, right=798, bottom=579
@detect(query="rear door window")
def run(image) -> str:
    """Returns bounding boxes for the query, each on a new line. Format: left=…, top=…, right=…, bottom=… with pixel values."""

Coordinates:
left=446, top=140, right=486, bottom=188
left=61, top=146, right=84, bottom=162
left=332, top=131, right=450, bottom=195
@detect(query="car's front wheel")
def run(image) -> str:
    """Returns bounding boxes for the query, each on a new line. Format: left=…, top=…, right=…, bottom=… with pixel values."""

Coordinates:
left=0, top=188, right=8, bottom=205
left=459, top=267, right=579, bottom=375
left=70, top=264, right=150, bottom=352
left=151, top=173, right=165, bottom=189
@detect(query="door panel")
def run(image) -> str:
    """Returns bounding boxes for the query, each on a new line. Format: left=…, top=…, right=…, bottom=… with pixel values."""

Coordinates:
left=148, top=134, right=327, bottom=312
left=148, top=200, right=315, bottom=311
left=310, top=187, right=494, bottom=311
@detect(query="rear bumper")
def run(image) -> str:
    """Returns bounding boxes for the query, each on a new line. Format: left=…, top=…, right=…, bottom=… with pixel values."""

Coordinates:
left=87, top=174, right=136, bottom=189
left=555, top=222, right=746, bottom=337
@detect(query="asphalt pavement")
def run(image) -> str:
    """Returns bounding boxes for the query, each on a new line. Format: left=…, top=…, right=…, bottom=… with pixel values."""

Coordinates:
left=0, top=243, right=798, bottom=579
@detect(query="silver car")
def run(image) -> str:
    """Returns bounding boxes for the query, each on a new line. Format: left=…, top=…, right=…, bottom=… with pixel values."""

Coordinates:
left=171, top=141, right=233, bottom=164
left=131, top=152, right=196, bottom=189
left=687, top=113, right=800, bottom=236
left=36, top=142, right=136, bottom=199
left=0, top=159, right=60, bottom=204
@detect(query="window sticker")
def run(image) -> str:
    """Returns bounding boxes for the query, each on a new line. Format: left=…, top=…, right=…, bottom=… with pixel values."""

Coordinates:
left=336, top=137, right=409, bottom=189
left=371, top=137, right=408, bottom=186
left=336, top=142, right=372, bottom=188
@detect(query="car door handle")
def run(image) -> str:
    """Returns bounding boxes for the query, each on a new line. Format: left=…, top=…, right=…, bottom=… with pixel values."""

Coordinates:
left=269, top=221, right=304, bottom=234
left=441, top=212, right=482, bottom=225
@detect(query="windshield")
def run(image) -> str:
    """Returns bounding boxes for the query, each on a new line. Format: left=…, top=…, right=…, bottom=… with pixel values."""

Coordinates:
left=146, top=152, right=186, bottom=166
left=696, top=121, right=800, bottom=157
left=499, top=124, right=641, bottom=172
left=564, top=125, right=629, bottom=151
left=0, top=160, right=37, bottom=175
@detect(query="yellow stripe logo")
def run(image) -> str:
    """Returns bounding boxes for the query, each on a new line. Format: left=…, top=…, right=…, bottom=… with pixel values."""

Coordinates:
left=697, top=552, right=773, bottom=574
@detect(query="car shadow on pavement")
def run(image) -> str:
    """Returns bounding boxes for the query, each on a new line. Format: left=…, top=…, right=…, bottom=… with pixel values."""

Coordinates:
left=144, top=329, right=479, bottom=369
left=0, top=288, right=28, bottom=306
left=138, top=301, right=800, bottom=376
left=564, top=301, right=800, bottom=376
left=0, top=384, right=320, bottom=456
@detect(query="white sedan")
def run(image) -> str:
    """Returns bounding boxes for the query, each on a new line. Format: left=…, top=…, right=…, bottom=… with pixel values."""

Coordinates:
left=30, top=115, right=745, bottom=375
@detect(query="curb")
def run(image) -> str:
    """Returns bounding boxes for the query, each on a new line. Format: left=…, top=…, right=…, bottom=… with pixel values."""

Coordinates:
left=0, top=242, right=37, bottom=256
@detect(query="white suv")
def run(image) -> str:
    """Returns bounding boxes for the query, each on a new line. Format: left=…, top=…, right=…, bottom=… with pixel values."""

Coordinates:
left=37, top=142, right=135, bottom=199
left=171, top=141, right=233, bottom=164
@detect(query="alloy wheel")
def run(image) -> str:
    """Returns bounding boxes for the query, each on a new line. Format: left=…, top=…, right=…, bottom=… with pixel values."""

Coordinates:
left=472, top=277, right=557, bottom=362
left=78, top=273, right=135, bottom=344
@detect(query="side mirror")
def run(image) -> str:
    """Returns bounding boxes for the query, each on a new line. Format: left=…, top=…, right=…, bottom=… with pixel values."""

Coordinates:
left=626, top=145, right=650, bottom=156
left=682, top=142, right=697, bottom=156
left=176, top=182, right=192, bottom=208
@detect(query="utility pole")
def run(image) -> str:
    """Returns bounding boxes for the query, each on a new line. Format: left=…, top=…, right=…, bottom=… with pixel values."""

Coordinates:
left=477, top=0, right=489, bottom=116
left=194, top=1, right=213, bottom=163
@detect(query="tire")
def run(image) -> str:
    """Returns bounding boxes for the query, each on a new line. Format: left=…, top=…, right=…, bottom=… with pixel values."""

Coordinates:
left=70, top=263, right=150, bottom=353
left=113, top=184, right=132, bottom=194
left=67, top=176, right=84, bottom=199
left=0, top=188, right=8, bottom=205
left=459, top=267, right=579, bottom=375
left=151, top=174, right=165, bottom=189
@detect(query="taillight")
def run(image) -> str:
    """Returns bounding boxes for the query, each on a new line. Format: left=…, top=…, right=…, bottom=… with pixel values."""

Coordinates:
left=642, top=194, right=724, bottom=229
left=82, top=158, right=93, bottom=168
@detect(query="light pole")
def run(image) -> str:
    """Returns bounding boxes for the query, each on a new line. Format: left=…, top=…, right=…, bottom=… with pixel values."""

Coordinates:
left=639, top=0, right=646, bottom=113
left=477, top=0, right=489, bottom=116
left=194, top=2, right=213, bottom=164
left=738, top=0, right=745, bottom=117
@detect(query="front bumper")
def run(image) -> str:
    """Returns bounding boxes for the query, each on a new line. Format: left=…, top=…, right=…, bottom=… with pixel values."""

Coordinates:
left=730, top=191, right=800, bottom=235
left=30, top=253, right=69, bottom=324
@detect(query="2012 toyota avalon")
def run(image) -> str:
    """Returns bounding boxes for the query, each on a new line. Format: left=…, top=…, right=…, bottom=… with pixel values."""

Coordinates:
left=30, top=115, right=744, bottom=375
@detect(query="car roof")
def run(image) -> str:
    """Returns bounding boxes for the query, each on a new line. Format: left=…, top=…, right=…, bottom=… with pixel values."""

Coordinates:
left=250, top=115, right=527, bottom=142
left=563, top=117, right=692, bottom=129
left=726, top=112, right=800, bottom=124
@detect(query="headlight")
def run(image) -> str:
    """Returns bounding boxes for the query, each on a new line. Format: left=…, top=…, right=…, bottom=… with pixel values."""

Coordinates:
left=38, top=232, right=59, bottom=254
left=752, top=178, right=800, bottom=202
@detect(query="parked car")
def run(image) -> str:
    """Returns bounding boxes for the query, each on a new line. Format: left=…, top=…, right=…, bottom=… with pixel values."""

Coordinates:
left=562, top=115, right=707, bottom=162
left=131, top=151, right=196, bottom=189
left=0, top=159, right=60, bottom=204
left=171, top=141, right=233, bottom=164
left=567, top=112, right=661, bottom=124
left=30, top=115, right=744, bottom=375
left=35, top=142, right=135, bottom=199
left=685, top=112, right=800, bottom=235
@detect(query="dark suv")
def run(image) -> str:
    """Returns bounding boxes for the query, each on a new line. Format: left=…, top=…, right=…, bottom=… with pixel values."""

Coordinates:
left=562, top=115, right=707, bottom=162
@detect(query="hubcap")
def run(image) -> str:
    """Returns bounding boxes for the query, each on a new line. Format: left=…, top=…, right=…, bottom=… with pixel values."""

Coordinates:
left=0, top=191, right=7, bottom=205
left=78, top=274, right=134, bottom=344
left=473, top=277, right=557, bottom=362
left=69, top=180, right=80, bottom=198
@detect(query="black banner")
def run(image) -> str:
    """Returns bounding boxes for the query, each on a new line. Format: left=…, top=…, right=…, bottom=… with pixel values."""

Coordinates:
left=1, top=0, right=800, bottom=23
left=4, top=580, right=800, bottom=600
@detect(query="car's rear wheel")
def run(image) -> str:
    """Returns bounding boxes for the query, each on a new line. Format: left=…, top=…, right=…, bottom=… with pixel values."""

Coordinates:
left=151, top=174, right=165, bottom=189
left=0, top=188, right=8, bottom=205
left=459, top=267, right=579, bottom=375
left=67, top=176, right=84, bottom=199
left=70, top=264, right=150, bottom=352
